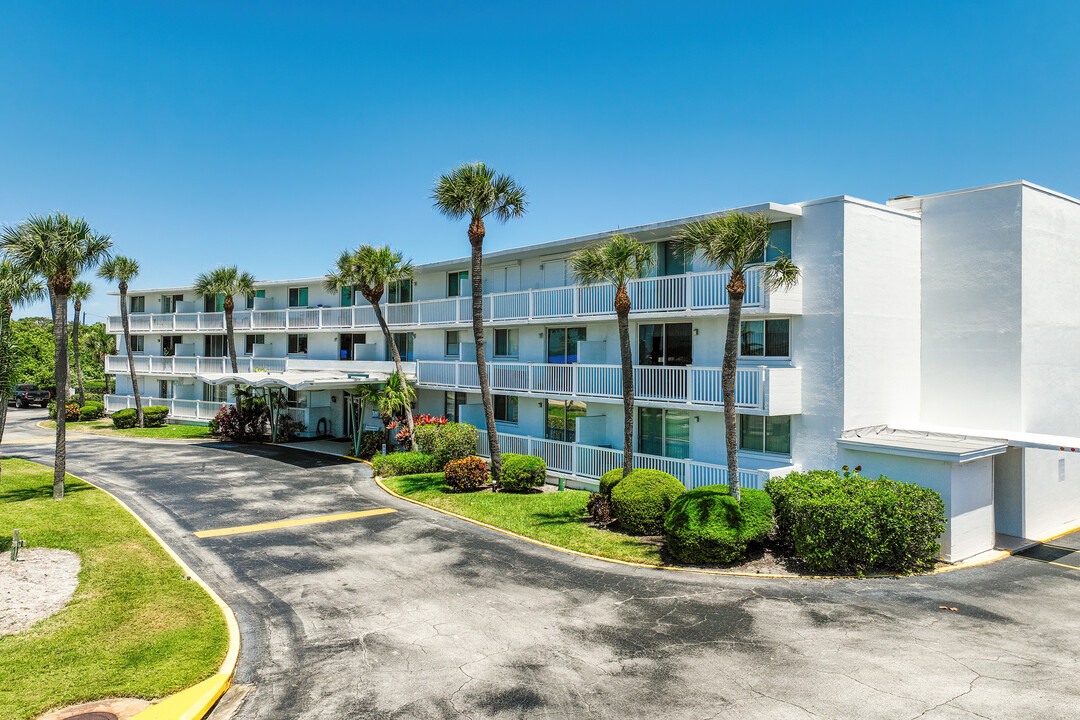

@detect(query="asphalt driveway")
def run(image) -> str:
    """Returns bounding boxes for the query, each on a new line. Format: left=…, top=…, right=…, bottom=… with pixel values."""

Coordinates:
left=5, top=408, right=1080, bottom=719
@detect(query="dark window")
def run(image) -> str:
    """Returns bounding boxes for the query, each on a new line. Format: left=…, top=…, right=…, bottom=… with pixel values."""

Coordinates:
left=340, top=333, right=366, bottom=360
left=246, top=289, right=265, bottom=309
left=749, top=221, right=793, bottom=264
left=203, top=294, right=224, bottom=312
left=162, top=335, right=183, bottom=355
left=287, top=334, right=308, bottom=354
left=129, top=335, right=144, bottom=352
left=637, top=407, right=690, bottom=458
left=388, top=280, right=413, bottom=304
left=638, top=323, right=692, bottom=366
left=546, top=327, right=586, bottom=364
left=444, top=391, right=467, bottom=422
left=288, top=287, right=309, bottom=307
left=739, top=415, right=791, bottom=455
left=740, top=319, right=790, bottom=357
left=445, top=330, right=460, bottom=357
left=494, top=395, right=518, bottom=424
left=447, top=271, right=469, bottom=297
left=244, top=334, right=265, bottom=354
left=204, top=335, right=225, bottom=357
left=656, top=241, right=685, bottom=276
left=162, top=294, right=184, bottom=313
left=130, top=296, right=145, bottom=313
left=495, top=329, right=518, bottom=357
left=386, top=332, right=414, bottom=361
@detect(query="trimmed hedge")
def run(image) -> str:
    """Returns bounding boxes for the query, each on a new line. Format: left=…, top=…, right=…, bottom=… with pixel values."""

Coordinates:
left=499, top=453, right=546, bottom=492
left=664, top=485, right=774, bottom=564
left=143, top=405, right=170, bottom=428
left=414, top=424, right=442, bottom=455
left=599, top=468, right=626, bottom=497
left=358, top=430, right=383, bottom=459
left=765, top=470, right=946, bottom=574
left=432, top=422, right=478, bottom=470
left=444, top=456, right=489, bottom=492
left=78, top=401, right=104, bottom=421
left=112, top=408, right=137, bottom=429
left=371, top=451, right=438, bottom=478
left=609, top=469, right=686, bottom=535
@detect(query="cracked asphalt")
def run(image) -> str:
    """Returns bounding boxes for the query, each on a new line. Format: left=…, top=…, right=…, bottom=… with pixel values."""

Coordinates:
left=5, top=408, right=1080, bottom=719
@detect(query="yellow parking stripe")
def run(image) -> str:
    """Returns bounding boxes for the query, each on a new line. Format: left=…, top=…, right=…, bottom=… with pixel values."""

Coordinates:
left=194, top=508, right=397, bottom=538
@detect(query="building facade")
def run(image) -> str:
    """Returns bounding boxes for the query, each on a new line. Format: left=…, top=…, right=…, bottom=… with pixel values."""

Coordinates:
left=105, top=181, right=1080, bottom=561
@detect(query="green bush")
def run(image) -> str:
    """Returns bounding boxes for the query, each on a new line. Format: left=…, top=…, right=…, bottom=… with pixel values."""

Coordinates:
left=765, top=470, right=946, bottom=574
left=78, top=401, right=104, bottom=421
left=499, top=453, right=546, bottom=492
left=47, top=401, right=57, bottom=419
left=414, top=424, right=442, bottom=455
left=432, top=422, right=478, bottom=470
left=112, top=408, right=137, bottom=429
left=143, top=405, right=170, bottom=428
left=358, top=430, right=384, bottom=459
left=609, top=469, right=686, bottom=535
left=664, top=485, right=774, bottom=564
left=371, top=451, right=438, bottom=478
left=444, top=456, right=489, bottom=491
left=599, top=468, right=626, bottom=497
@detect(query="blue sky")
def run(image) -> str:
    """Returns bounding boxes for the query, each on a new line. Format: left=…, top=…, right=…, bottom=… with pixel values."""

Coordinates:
left=3, top=1, right=1078, bottom=322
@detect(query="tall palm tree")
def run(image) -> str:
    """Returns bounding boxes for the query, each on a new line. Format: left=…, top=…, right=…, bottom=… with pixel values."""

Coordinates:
left=83, top=323, right=117, bottom=394
left=570, top=234, right=654, bottom=478
left=2, top=213, right=112, bottom=499
left=676, top=212, right=800, bottom=500
left=69, top=280, right=93, bottom=406
left=432, top=162, right=527, bottom=484
left=193, top=266, right=256, bottom=375
left=98, top=257, right=144, bottom=428
left=0, top=259, right=46, bottom=481
left=325, top=245, right=418, bottom=450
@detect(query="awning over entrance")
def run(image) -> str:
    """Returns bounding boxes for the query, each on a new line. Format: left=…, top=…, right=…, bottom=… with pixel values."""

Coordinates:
left=194, top=369, right=398, bottom=391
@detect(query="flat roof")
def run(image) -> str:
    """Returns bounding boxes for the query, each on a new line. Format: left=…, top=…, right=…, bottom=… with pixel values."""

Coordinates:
left=836, top=426, right=1008, bottom=463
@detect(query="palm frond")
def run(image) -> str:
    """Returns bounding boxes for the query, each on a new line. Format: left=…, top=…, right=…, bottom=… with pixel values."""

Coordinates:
left=570, top=233, right=653, bottom=290
left=432, top=162, right=528, bottom=223
left=97, top=256, right=140, bottom=284
left=763, top=254, right=801, bottom=291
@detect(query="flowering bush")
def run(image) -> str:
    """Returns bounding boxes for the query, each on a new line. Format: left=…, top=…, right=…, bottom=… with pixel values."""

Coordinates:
left=444, top=456, right=489, bottom=491
left=395, top=413, right=448, bottom=446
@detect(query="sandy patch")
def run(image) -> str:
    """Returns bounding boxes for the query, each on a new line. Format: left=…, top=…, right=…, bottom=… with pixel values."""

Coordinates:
left=0, top=547, right=81, bottom=635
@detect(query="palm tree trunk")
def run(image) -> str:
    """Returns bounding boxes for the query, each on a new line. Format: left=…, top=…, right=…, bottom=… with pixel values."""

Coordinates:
left=723, top=271, right=746, bottom=501
left=119, top=288, right=144, bottom=428
left=468, top=218, right=501, bottom=485
left=0, top=299, right=11, bottom=485
left=615, top=290, right=634, bottom=477
left=73, top=300, right=85, bottom=406
left=51, top=289, right=68, bottom=500
left=372, top=301, right=417, bottom=451
left=224, top=301, right=241, bottom=417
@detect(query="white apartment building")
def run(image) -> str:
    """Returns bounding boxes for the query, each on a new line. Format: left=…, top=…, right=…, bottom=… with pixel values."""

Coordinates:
left=105, top=180, right=1080, bottom=562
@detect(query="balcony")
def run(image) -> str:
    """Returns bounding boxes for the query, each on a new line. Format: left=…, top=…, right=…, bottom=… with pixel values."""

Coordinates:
left=107, top=267, right=801, bottom=334
left=417, top=360, right=801, bottom=414
left=105, top=355, right=288, bottom=375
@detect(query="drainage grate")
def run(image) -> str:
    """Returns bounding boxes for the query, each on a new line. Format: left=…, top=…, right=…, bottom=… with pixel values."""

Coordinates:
left=62, top=713, right=118, bottom=720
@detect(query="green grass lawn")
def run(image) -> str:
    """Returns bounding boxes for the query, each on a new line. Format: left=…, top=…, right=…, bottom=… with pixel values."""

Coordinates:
left=0, top=458, right=228, bottom=720
left=383, top=473, right=663, bottom=565
left=42, top=418, right=213, bottom=439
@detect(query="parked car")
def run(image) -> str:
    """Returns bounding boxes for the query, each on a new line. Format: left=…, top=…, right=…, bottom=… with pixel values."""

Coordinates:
left=9, top=384, right=51, bottom=408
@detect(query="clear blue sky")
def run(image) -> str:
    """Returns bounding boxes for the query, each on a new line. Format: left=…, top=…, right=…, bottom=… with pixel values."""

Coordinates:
left=3, top=1, right=1078, bottom=322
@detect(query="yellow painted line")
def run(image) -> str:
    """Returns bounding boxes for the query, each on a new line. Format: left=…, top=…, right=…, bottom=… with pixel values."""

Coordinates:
left=1014, top=554, right=1080, bottom=571
left=194, top=508, right=397, bottom=538
left=1037, top=522, right=1080, bottom=544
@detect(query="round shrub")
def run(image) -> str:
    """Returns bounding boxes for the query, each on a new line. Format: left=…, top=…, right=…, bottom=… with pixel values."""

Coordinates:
left=444, top=456, right=489, bottom=492
left=599, top=468, right=626, bottom=497
left=432, top=422, right=478, bottom=470
left=609, top=469, right=686, bottom=535
left=47, top=401, right=57, bottom=419
left=143, top=405, right=170, bottom=428
left=499, top=453, right=546, bottom=492
left=371, top=451, right=437, bottom=478
left=78, top=401, right=104, bottom=421
left=664, top=485, right=774, bottom=564
left=358, top=430, right=384, bottom=459
left=112, top=408, right=137, bottom=429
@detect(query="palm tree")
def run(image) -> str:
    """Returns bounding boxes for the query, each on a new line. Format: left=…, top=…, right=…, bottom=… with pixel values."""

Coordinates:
left=0, top=259, right=46, bottom=481
left=351, top=383, right=384, bottom=456
left=83, top=323, right=117, bottom=393
left=325, top=245, right=418, bottom=450
left=570, top=234, right=654, bottom=478
left=98, top=257, right=144, bottom=428
left=675, top=212, right=800, bottom=500
left=2, top=213, right=112, bottom=499
left=377, top=373, right=416, bottom=448
left=432, top=162, right=527, bottom=484
left=69, top=280, right=93, bottom=406
left=193, top=266, right=256, bottom=375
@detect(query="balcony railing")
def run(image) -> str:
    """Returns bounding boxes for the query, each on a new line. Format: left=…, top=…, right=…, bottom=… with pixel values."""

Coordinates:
left=104, top=394, right=227, bottom=421
left=418, top=360, right=800, bottom=412
left=105, top=355, right=287, bottom=375
left=108, top=267, right=779, bottom=334
left=477, top=429, right=772, bottom=490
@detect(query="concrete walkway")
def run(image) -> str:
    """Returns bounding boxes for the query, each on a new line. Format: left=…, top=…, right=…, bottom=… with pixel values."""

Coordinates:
left=5, top=408, right=1080, bottom=719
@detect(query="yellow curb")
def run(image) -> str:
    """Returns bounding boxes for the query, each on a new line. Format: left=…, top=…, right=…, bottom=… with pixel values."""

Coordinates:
left=1036, top=522, right=1080, bottom=545
left=372, top=476, right=1009, bottom=580
left=59, top=469, right=240, bottom=720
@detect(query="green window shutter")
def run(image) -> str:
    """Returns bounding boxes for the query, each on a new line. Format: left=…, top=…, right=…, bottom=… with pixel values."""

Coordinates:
left=341, top=287, right=352, bottom=306
left=215, top=294, right=225, bottom=312
left=298, top=287, right=309, bottom=306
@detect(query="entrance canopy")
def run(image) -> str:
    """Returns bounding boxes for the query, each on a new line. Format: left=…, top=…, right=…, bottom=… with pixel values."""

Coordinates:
left=195, top=369, right=397, bottom=391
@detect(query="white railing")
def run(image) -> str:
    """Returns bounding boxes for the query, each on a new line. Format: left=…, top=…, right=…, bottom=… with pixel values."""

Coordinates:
left=107, top=268, right=769, bottom=333
left=417, top=360, right=767, bottom=409
left=105, top=355, right=288, bottom=376
left=476, top=429, right=766, bottom=490
left=104, top=394, right=225, bottom=421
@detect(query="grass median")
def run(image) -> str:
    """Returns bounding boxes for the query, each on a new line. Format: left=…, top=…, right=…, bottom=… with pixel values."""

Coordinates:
left=41, top=418, right=213, bottom=439
left=382, top=472, right=663, bottom=565
left=0, top=458, right=228, bottom=720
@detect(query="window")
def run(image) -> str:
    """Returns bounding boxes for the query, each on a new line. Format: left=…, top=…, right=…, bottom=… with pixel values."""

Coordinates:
left=740, top=319, right=790, bottom=357
left=204, top=335, right=226, bottom=357
left=738, top=415, right=791, bottom=455
left=655, top=241, right=685, bottom=277
left=162, top=294, right=184, bottom=313
left=447, top=270, right=469, bottom=297
left=494, top=395, right=518, bottom=424
left=288, top=287, right=309, bottom=307
left=203, top=383, right=228, bottom=403
left=495, top=329, right=519, bottom=357
left=285, top=389, right=304, bottom=408
left=386, top=332, right=414, bottom=361
left=749, top=221, right=793, bottom=264
left=287, top=334, right=308, bottom=354
left=545, top=400, right=586, bottom=442
left=638, top=407, right=690, bottom=459
left=340, top=285, right=356, bottom=307
left=244, top=334, right=265, bottom=354
left=340, top=333, right=366, bottom=360
left=388, top=279, right=413, bottom=304
left=546, top=327, right=586, bottom=364
left=445, top=330, right=460, bottom=357
left=130, top=296, right=145, bottom=313
left=128, top=335, right=144, bottom=352
left=246, top=289, right=265, bottom=310
left=444, top=391, right=467, bottom=422
left=203, top=294, right=225, bottom=312
left=162, top=335, right=183, bottom=356
left=638, top=323, right=692, bottom=366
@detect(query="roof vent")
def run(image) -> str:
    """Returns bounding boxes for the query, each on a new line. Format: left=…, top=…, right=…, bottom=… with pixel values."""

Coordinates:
left=888, top=195, right=914, bottom=201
